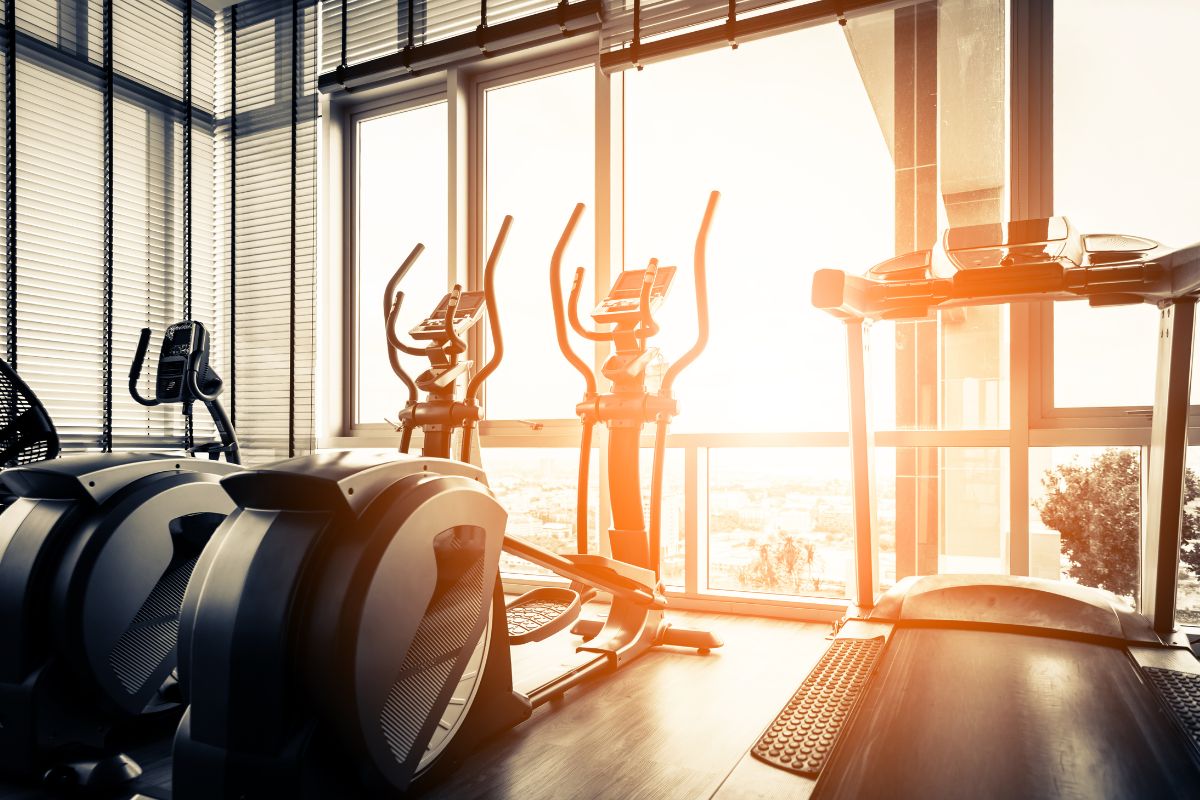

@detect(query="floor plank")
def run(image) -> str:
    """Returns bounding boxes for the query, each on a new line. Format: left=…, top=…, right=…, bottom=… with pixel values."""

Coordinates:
left=0, top=609, right=830, bottom=800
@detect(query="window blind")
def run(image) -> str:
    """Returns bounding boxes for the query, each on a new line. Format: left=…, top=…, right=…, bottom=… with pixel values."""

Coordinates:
left=219, top=0, right=317, bottom=462
left=1, top=0, right=219, bottom=453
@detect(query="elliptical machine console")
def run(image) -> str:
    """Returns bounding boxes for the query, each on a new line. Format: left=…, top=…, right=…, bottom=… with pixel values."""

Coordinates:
left=0, top=320, right=240, bottom=790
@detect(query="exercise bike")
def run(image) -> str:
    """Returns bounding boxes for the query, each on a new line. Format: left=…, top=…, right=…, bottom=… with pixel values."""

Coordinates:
left=0, top=320, right=240, bottom=790
left=0, top=355, right=60, bottom=507
left=173, top=193, right=722, bottom=797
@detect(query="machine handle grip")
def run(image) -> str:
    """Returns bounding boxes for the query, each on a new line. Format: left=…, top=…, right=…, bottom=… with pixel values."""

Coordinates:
left=386, top=291, right=420, bottom=409
left=661, top=190, right=718, bottom=397
left=465, top=214, right=512, bottom=405
left=383, top=243, right=425, bottom=322
left=129, top=327, right=160, bottom=407
left=186, top=362, right=221, bottom=403
left=386, top=290, right=430, bottom=359
left=550, top=203, right=597, bottom=397
left=637, top=258, right=661, bottom=339
left=567, top=267, right=612, bottom=342
left=443, top=285, right=467, bottom=354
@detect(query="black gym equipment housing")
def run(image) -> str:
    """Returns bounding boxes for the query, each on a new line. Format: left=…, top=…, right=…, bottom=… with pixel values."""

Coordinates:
left=0, top=320, right=240, bottom=791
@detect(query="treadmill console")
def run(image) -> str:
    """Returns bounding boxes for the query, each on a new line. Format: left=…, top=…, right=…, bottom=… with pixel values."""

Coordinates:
left=409, top=290, right=487, bottom=341
left=155, top=321, right=211, bottom=403
left=593, top=266, right=677, bottom=324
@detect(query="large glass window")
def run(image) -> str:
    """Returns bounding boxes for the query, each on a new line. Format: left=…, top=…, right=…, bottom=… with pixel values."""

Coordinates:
left=708, top=449, right=853, bottom=599
left=354, top=101, right=449, bottom=427
left=1029, top=447, right=1141, bottom=607
left=1053, top=0, right=1200, bottom=409
left=622, top=26, right=893, bottom=434
left=483, top=67, right=594, bottom=422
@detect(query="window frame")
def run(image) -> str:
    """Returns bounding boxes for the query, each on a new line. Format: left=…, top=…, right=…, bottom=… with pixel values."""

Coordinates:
left=325, top=0, right=1200, bottom=624
left=340, top=85, right=449, bottom=437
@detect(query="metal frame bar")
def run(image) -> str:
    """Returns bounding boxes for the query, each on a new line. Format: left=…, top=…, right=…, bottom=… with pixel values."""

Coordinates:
left=1143, top=299, right=1196, bottom=635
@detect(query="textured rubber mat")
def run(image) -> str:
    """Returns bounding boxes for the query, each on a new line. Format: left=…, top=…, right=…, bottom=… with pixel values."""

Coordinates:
left=1145, top=667, right=1200, bottom=751
left=752, top=637, right=884, bottom=777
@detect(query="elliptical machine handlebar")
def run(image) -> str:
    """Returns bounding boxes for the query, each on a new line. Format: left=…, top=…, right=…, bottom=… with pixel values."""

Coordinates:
left=383, top=243, right=426, bottom=321
left=464, top=214, right=512, bottom=406
left=385, top=291, right=421, bottom=412
left=660, top=190, right=718, bottom=397
left=550, top=203, right=598, bottom=399
left=129, top=328, right=160, bottom=407
left=460, top=214, right=513, bottom=462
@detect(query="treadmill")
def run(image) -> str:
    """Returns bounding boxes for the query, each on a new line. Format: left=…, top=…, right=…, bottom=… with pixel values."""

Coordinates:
left=715, top=218, right=1200, bottom=799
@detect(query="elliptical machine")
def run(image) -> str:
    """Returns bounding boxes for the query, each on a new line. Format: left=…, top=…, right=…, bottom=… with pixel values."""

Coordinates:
left=0, top=355, right=60, bottom=507
left=0, top=320, right=240, bottom=789
left=173, top=193, right=722, bottom=797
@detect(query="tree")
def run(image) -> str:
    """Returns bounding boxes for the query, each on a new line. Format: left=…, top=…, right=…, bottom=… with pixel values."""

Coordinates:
left=736, top=531, right=830, bottom=595
left=1035, top=448, right=1200, bottom=601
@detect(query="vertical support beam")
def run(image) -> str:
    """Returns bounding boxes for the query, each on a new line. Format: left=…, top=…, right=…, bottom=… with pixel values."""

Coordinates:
left=1009, top=0, right=1053, bottom=578
left=596, top=63, right=618, bottom=555
left=847, top=318, right=879, bottom=608
left=893, top=1, right=939, bottom=580
left=684, top=445, right=701, bottom=594
left=446, top=67, right=468, bottom=290
left=1143, top=299, right=1195, bottom=636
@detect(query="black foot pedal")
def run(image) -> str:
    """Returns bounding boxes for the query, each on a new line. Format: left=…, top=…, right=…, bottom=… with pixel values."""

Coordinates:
left=1145, top=667, right=1200, bottom=753
left=506, top=587, right=582, bottom=645
left=752, top=637, right=883, bottom=777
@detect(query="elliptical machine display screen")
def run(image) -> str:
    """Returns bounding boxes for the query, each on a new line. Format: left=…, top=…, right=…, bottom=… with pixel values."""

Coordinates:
left=593, top=266, right=676, bottom=323
left=156, top=323, right=198, bottom=402
left=410, top=291, right=487, bottom=340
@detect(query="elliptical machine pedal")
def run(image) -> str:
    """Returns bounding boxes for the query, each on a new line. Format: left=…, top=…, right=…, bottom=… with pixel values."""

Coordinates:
left=505, top=586, right=583, bottom=645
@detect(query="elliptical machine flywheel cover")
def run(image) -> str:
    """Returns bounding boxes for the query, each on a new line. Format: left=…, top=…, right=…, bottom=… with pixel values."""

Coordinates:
left=302, top=471, right=508, bottom=794
left=50, top=470, right=234, bottom=716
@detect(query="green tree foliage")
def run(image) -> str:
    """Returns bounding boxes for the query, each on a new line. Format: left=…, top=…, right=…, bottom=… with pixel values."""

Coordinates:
left=737, top=532, right=828, bottom=594
left=1036, top=448, right=1200, bottom=600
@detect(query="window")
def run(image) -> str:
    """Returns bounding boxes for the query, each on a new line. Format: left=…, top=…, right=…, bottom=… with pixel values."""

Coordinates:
left=352, top=100, right=448, bottom=428
left=1052, top=0, right=1200, bottom=410
left=481, top=66, right=594, bottom=422
left=332, top=0, right=1200, bottom=620
left=623, top=26, right=893, bottom=433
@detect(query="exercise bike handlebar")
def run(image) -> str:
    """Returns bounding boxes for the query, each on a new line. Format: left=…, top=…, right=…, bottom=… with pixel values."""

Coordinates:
left=129, top=328, right=161, bottom=407
left=551, top=203, right=597, bottom=398
left=465, top=214, right=512, bottom=405
left=660, top=190, right=718, bottom=397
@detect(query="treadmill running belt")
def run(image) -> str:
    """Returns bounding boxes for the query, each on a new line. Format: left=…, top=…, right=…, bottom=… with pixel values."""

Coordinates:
left=812, top=628, right=1200, bottom=800
left=751, top=637, right=883, bottom=776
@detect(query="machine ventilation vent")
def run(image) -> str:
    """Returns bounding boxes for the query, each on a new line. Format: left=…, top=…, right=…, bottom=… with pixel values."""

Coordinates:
left=109, top=555, right=199, bottom=694
left=379, top=554, right=486, bottom=766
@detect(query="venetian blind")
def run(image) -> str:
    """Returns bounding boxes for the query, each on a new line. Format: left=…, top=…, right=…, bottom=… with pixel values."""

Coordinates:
left=218, top=0, right=317, bottom=461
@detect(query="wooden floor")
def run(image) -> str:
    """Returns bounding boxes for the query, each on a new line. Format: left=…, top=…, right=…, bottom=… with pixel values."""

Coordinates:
left=0, top=609, right=831, bottom=800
